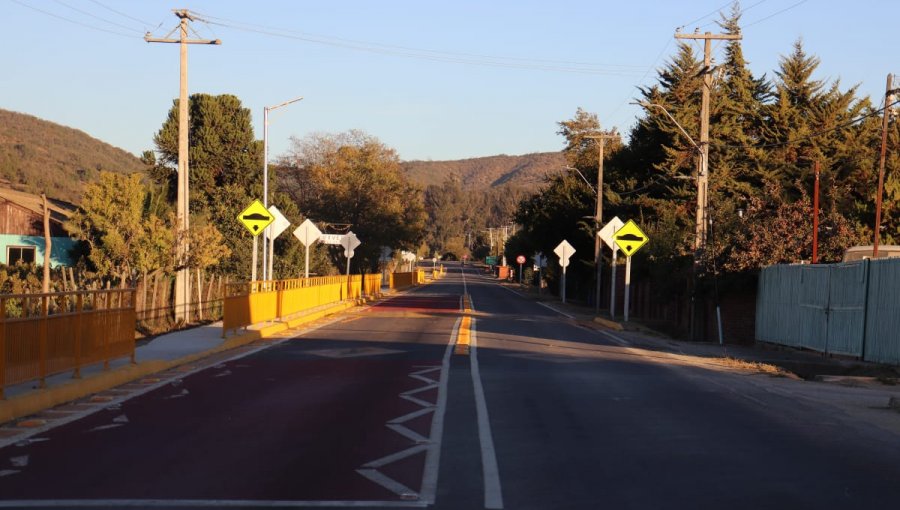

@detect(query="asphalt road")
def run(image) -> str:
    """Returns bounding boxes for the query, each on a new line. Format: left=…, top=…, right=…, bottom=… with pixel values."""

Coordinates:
left=2, top=263, right=900, bottom=509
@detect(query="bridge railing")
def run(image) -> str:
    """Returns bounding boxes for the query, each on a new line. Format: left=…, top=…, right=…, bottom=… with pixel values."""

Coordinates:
left=0, top=289, right=136, bottom=399
left=223, top=274, right=383, bottom=336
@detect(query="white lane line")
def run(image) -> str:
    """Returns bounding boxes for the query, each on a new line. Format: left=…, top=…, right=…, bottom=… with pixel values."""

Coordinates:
left=356, top=468, right=419, bottom=500
left=535, top=301, right=575, bottom=319
left=363, top=444, right=430, bottom=469
left=596, top=329, right=630, bottom=346
left=387, top=407, right=434, bottom=425
left=386, top=423, right=431, bottom=444
left=0, top=500, right=428, bottom=508
left=418, top=315, right=460, bottom=504
left=469, top=318, right=504, bottom=509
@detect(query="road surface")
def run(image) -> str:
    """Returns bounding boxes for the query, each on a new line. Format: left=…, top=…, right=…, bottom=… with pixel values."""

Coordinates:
left=2, top=263, right=900, bottom=509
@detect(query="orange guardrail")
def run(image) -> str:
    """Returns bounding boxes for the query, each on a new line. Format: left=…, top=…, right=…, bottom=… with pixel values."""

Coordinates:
left=223, top=274, right=383, bottom=336
left=0, top=289, right=136, bottom=399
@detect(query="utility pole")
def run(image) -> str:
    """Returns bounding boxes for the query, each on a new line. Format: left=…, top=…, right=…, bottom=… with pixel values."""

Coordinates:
left=813, top=161, right=820, bottom=264
left=145, top=10, right=220, bottom=322
left=874, top=73, right=894, bottom=258
left=675, top=30, right=741, bottom=252
left=585, top=133, right=618, bottom=315
left=675, top=29, right=740, bottom=341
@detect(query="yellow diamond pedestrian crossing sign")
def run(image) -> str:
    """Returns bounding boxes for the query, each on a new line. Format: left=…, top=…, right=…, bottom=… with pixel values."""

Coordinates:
left=237, top=199, right=274, bottom=237
left=614, top=220, right=649, bottom=257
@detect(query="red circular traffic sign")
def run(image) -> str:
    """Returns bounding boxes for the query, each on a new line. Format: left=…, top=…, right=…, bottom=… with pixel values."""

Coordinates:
left=516, top=255, right=526, bottom=264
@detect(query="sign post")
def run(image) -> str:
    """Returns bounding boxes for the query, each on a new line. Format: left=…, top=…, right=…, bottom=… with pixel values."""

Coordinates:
left=554, top=240, right=575, bottom=304
left=599, top=216, right=625, bottom=318
left=265, top=205, right=291, bottom=281
left=516, top=255, right=525, bottom=283
left=613, top=220, right=649, bottom=322
left=534, top=251, right=546, bottom=294
left=237, top=199, right=274, bottom=282
left=292, top=218, right=322, bottom=278
left=341, top=231, right=361, bottom=296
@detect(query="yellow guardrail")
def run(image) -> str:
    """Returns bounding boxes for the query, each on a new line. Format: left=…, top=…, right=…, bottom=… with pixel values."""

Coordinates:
left=390, top=271, right=415, bottom=290
left=223, top=274, right=383, bottom=336
left=0, top=289, right=136, bottom=399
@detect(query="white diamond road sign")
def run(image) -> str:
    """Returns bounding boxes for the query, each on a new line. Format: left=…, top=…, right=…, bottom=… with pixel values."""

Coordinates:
left=554, top=240, right=575, bottom=268
left=292, top=219, right=322, bottom=247
left=598, top=216, right=625, bottom=251
left=266, top=205, right=291, bottom=241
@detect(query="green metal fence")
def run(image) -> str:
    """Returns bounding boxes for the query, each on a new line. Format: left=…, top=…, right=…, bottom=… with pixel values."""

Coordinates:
left=756, top=258, right=900, bottom=365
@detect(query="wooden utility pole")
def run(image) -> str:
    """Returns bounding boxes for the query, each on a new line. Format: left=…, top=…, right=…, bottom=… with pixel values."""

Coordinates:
left=674, top=30, right=741, bottom=252
left=585, top=133, right=618, bottom=315
left=874, top=73, right=893, bottom=258
left=41, top=193, right=51, bottom=294
left=145, top=10, right=220, bottom=322
left=812, top=161, right=820, bottom=264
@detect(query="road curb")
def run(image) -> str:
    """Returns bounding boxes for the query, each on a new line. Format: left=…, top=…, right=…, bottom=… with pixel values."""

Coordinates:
left=0, top=298, right=373, bottom=425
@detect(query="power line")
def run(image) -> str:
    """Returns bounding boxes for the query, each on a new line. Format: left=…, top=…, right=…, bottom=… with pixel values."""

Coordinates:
left=694, top=0, right=770, bottom=30
left=744, top=0, right=809, bottom=28
left=9, top=0, right=136, bottom=38
left=51, top=0, right=143, bottom=33
left=190, top=12, right=647, bottom=76
left=86, top=0, right=156, bottom=29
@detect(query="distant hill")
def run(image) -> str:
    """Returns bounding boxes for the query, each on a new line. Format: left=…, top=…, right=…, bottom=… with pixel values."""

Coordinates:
left=401, top=152, right=565, bottom=190
left=0, top=109, right=148, bottom=203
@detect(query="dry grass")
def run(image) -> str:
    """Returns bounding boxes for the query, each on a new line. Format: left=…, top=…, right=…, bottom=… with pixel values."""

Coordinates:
left=719, top=356, right=792, bottom=377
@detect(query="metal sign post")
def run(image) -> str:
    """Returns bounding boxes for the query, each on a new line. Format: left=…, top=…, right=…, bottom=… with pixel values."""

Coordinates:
left=341, top=231, right=361, bottom=297
left=292, top=219, right=322, bottom=278
left=554, top=240, right=575, bottom=304
left=599, top=216, right=624, bottom=317
left=265, top=205, right=291, bottom=281
left=237, top=200, right=274, bottom=282
left=624, top=255, right=632, bottom=322
left=613, top=220, right=649, bottom=323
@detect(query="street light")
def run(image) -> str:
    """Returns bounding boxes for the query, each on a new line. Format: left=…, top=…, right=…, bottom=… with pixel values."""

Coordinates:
left=262, top=96, right=303, bottom=281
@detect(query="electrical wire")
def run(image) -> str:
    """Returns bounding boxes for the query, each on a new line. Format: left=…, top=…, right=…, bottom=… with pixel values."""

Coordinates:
left=86, top=0, right=156, bottom=29
left=744, top=0, right=809, bottom=28
left=190, top=12, right=647, bottom=76
left=51, top=0, right=143, bottom=33
left=9, top=0, right=136, bottom=38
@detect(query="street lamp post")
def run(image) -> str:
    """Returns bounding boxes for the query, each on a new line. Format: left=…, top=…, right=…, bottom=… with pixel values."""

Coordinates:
left=262, top=96, right=303, bottom=281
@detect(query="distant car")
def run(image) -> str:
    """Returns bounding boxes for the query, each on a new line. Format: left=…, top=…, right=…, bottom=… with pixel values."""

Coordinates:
left=842, top=245, right=900, bottom=262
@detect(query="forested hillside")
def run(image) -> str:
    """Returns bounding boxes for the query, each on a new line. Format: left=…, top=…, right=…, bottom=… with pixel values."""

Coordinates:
left=401, top=152, right=565, bottom=190
left=0, top=109, right=147, bottom=202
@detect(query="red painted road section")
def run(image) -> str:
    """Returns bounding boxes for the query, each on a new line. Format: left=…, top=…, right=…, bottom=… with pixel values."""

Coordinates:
left=0, top=293, right=459, bottom=504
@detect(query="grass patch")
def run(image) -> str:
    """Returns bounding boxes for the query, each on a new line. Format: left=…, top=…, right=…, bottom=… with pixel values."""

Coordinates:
left=720, top=356, right=792, bottom=377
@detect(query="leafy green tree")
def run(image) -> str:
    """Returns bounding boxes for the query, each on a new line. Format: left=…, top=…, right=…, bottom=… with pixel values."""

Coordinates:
left=65, top=171, right=173, bottom=286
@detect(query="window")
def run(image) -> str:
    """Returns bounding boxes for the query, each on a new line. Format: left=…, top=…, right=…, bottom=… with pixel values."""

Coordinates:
left=7, top=245, right=36, bottom=265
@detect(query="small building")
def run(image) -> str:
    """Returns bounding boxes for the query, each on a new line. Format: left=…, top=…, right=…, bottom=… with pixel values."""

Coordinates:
left=0, top=187, right=77, bottom=268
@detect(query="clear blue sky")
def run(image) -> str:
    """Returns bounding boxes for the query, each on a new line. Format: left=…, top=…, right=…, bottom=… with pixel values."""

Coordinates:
left=2, top=1, right=895, bottom=162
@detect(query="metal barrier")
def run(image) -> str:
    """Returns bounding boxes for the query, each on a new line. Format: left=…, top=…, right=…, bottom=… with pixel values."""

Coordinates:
left=0, top=289, right=136, bottom=399
left=756, top=258, right=900, bottom=365
left=390, top=272, right=416, bottom=290
left=223, top=274, right=383, bottom=336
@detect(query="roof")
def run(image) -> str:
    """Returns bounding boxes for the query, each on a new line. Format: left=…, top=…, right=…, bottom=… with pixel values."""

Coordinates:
left=0, top=187, right=76, bottom=224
